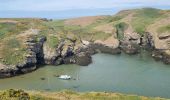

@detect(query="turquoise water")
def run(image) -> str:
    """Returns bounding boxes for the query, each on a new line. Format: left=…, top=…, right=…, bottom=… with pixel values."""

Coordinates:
left=0, top=52, right=170, bottom=98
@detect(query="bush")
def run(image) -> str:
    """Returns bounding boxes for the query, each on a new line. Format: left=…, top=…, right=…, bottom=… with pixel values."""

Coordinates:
left=0, top=89, right=30, bottom=100
left=115, top=22, right=128, bottom=40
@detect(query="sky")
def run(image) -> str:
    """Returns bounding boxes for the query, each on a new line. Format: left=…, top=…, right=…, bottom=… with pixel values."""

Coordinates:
left=0, top=0, right=170, bottom=19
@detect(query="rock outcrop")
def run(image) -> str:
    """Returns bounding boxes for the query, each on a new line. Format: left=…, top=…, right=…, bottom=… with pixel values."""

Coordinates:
left=150, top=33, right=170, bottom=64
left=0, top=35, right=46, bottom=78
left=120, top=32, right=141, bottom=54
left=94, top=36, right=121, bottom=54
left=0, top=30, right=170, bottom=78
left=16, top=36, right=46, bottom=73
left=0, top=63, right=18, bottom=78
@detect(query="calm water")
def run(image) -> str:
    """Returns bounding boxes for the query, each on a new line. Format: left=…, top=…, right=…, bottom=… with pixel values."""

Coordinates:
left=0, top=52, right=170, bottom=98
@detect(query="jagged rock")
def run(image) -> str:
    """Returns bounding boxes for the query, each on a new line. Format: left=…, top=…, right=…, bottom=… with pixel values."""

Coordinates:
left=152, top=50, right=163, bottom=60
left=0, top=35, right=46, bottom=77
left=124, top=32, right=140, bottom=42
left=63, top=56, right=76, bottom=64
left=20, top=66, right=36, bottom=73
left=75, top=52, right=92, bottom=66
left=92, top=43, right=121, bottom=54
left=93, top=37, right=121, bottom=54
left=43, top=43, right=59, bottom=64
left=142, top=32, right=155, bottom=49
left=0, top=64, right=18, bottom=78
left=54, top=57, right=63, bottom=65
left=75, top=44, right=96, bottom=55
left=152, top=50, right=170, bottom=64
left=120, top=41, right=140, bottom=54
left=158, top=33, right=170, bottom=40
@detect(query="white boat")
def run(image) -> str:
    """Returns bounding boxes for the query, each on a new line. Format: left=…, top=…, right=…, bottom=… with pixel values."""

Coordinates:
left=58, top=75, right=71, bottom=80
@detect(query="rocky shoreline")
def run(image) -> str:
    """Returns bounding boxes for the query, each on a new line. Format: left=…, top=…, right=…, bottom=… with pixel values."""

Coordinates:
left=0, top=32, right=170, bottom=78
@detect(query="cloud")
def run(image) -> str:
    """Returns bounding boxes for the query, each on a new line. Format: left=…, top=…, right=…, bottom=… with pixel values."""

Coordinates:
left=0, top=0, right=170, bottom=11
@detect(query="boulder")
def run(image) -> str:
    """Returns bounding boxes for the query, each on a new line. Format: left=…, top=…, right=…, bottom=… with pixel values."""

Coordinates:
left=0, top=64, right=18, bottom=78
left=75, top=52, right=92, bottom=66
left=93, top=36, right=121, bottom=54
left=152, top=50, right=170, bottom=64
left=120, top=41, right=140, bottom=54
left=158, top=33, right=170, bottom=40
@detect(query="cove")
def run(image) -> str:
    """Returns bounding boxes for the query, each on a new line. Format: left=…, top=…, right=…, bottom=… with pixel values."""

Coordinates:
left=0, top=51, right=170, bottom=98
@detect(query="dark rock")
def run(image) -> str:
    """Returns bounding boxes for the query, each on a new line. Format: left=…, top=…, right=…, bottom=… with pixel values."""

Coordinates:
left=152, top=50, right=170, bottom=64
left=120, top=41, right=140, bottom=54
left=40, top=77, right=46, bottom=80
left=75, top=52, right=92, bottom=66
left=53, top=57, right=63, bottom=65
left=63, top=56, right=76, bottom=64
left=142, top=32, right=155, bottom=50
left=152, top=50, right=163, bottom=60
left=92, top=43, right=121, bottom=54
left=0, top=65, right=18, bottom=78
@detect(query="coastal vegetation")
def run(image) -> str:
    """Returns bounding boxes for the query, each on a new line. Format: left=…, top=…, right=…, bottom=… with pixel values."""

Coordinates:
left=0, top=8, right=170, bottom=69
left=0, top=8, right=170, bottom=99
left=157, top=24, right=170, bottom=33
left=0, top=89, right=168, bottom=100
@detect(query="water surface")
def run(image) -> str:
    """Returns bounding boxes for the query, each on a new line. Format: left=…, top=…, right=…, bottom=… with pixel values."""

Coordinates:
left=0, top=52, right=170, bottom=98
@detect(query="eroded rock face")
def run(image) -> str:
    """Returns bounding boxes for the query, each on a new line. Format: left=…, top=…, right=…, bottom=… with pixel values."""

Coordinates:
left=152, top=50, right=170, bottom=64
left=147, top=31, right=170, bottom=64
left=158, top=33, right=170, bottom=40
left=0, top=64, right=18, bottom=78
left=44, top=39, right=76, bottom=65
left=43, top=43, right=59, bottom=64
left=120, top=33, right=141, bottom=54
left=75, top=52, right=92, bottom=66
left=120, top=41, right=140, bottom=54
left=0, top=36, right=47, bottom=78
left=1, top=30, right=170, bottom=78
left=94, top=37, right=121, bottom=54
left=17, top=36, right=46, bottom=71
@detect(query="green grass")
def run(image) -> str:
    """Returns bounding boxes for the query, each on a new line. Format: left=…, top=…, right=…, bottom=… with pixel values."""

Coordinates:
left=44, top=19, right=112, bottom=41
left=115, top=22, right=128, bottom=40
left=157, top=24, right=170, bottom=33
left=131, top=8, right=163, bottom=35
left=0, top=89, right=167, bottom=100
left=0, top=23, right=17, bottom=39
left=0, top=37, right=27, bottom=65
left=47, top=35, right=59, bottom=48
left=0, top=8, right=169, bottom=65
left=0, top=22, right=30, bottom=40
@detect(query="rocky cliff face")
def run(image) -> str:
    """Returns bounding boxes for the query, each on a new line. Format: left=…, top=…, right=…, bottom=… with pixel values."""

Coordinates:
left=0, top=35, right=46, bottom=77
left=151, top=33, right=170, bottom=64
left=0, top=9, right=170, bottom=78
left=0, top=30, right=169, bottom=78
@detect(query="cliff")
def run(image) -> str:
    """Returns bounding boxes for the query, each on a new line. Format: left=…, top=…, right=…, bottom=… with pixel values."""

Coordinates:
left=0, top=8, right=170, bottom=78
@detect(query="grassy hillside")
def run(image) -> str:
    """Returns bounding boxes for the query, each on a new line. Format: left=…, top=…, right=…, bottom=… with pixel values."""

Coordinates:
left=0, top=89, right=168, bottom=100
left=0, top=8, right=170, bottom=65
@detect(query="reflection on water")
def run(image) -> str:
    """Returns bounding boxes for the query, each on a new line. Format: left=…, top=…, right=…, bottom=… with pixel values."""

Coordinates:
left=0, top=52, right=170, bottom=98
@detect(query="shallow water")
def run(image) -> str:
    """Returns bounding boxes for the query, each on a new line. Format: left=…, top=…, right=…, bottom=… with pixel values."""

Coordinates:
left=0, top=52, right=170, bottom=98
